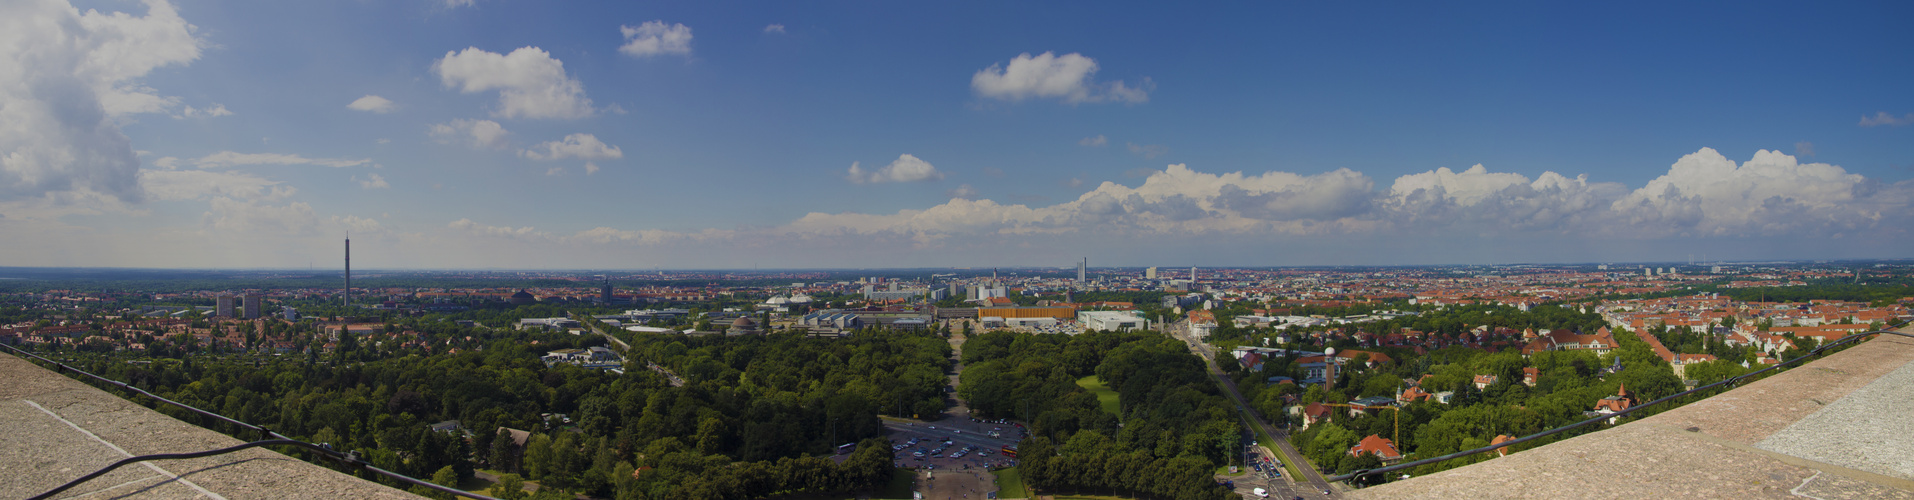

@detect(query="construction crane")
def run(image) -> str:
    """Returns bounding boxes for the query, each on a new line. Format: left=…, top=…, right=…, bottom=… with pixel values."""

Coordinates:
left=1320, top=402, right=1402, bottom=451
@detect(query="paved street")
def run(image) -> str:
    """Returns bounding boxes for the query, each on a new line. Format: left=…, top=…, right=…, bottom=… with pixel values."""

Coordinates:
left=1167, top=319, right=1338, bottom=499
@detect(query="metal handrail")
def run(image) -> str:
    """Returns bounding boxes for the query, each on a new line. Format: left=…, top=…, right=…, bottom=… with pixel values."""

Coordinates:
left=1328, top=321, right=1914, bottom=484
left=1, top=343, right=501, bottom=500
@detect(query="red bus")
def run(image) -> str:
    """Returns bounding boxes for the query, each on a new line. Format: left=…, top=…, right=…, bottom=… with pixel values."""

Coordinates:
left=1000, top=445, right=1018, bottom=458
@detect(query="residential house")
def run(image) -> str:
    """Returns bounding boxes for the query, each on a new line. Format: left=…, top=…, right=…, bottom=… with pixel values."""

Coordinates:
left=1491, top=435, right=1516, bottom=457
left=1349, top=434, right=1403, bottom=462
left=1302, top=402, right=1333, bottom=430
left=1587, top=384, right=1637, bottom=424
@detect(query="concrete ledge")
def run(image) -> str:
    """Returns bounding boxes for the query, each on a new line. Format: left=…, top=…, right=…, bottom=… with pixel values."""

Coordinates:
left=0, top=352, right=423, bottom=500
left=1348, top=328, right=1914, bottom=500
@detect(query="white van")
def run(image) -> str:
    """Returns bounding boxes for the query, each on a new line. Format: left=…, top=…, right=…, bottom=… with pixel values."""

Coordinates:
left=1251, top=487, right=1268, bottom=498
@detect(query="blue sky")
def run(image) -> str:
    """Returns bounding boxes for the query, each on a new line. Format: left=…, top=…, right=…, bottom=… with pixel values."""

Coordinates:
left=3, top=0, right=1911, bottom=269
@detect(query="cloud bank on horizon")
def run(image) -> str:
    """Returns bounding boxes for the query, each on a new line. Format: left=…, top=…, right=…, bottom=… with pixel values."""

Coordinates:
left=459, top=147, right=1914, bottom=248
left=0, top=0, right=1910, bottom=269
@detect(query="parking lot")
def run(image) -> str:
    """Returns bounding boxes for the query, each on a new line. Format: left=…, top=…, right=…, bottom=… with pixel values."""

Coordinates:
left=882, top=416, right=1024, bottom=472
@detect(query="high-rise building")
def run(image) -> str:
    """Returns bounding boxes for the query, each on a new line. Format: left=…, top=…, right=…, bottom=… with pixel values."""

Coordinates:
left=1077, top=258, right=1087, bottom=283
left=243, top=295, right=263, bottom=319
left=1191, top=267, right=1198, bottom=281
left=283, top=307, right=299, bottom=321
left=601, top=279, right=613, bottom=303
left=216, top=295, right=235, bottom=317
left=1146, top=267, right=1157, bottom=279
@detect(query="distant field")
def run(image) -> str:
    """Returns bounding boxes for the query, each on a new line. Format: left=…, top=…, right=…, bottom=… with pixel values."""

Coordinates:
left=1075, top=375, right=1122, bottom=417
left=994, top=467, right=1030, bottom=499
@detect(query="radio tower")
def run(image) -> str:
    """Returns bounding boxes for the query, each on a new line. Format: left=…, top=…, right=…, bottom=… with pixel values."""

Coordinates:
left=344, top=235, right=351, bottom=309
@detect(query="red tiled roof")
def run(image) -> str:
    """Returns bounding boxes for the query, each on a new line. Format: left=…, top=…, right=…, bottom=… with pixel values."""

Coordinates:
left=1350, top=434, right=1402, bottom=461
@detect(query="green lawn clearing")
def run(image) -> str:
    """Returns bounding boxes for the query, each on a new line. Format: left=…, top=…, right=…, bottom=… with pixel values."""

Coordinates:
left=1075, top=375, right=1122, bottom=417
left=994, top=467, right=1031, bottom=499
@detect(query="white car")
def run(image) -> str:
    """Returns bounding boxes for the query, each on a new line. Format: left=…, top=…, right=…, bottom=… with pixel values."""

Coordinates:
left=1251, top=487, right=1268, bottom=498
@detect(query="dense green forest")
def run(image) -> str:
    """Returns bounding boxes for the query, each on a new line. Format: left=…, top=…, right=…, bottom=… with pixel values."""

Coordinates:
left=1703, top=280, right=1914, bottom=305
left=958, top=331, right=1238, bottom=500
left=37, top=327, right=946, bottom=499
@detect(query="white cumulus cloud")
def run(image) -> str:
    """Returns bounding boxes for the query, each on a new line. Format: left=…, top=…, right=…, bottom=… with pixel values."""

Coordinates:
left=204, top=197, right=318, bottom=234
left=619, top=21, right=693, bottom=58
left=1385, top=164, right=1627, bottom=232
left=356, top=173, right=389, bottom=190
left=187, top=151, right=373, bottom=169
left=972, top=52, right=1150, bottom=104
left=1079, top=135, right=1107, bottom=147
left=334, top=215, right=382, bottom=235
left=433, top=46, right=594, bottom=119
left=177, top=103, right=231, bottom=118
left=1607, top=148, right=1903, bottom=237
left=763, top=24, right=786, bottom=34
left=140, top=169, right=292, bottom=202
left=1859, top=111, right=1913, bottom=127
left=1126, top=142, right=1167, bottom=159
left=1, top=0, right=204, bottom=202
left=791, top=148, right=1914, bottom=244
left=449, top=218, right=547, bottom=240
left=347, top=95, right=395, bottom=113
left=402, top=147, right=1912, bottom=267
left=847, top=154, right=945, bottom=184
left=520, top=133, right=622, bottom=161
left=571, top=226, right=732, bottom=245
left=428, top=119, right=510, bottom=149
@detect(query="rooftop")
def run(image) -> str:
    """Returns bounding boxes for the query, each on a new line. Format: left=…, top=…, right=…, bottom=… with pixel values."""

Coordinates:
left=0, top=352, right=422, bottom=499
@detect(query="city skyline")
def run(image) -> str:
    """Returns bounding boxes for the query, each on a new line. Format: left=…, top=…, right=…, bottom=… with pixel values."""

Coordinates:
left=3, top=1, right=1912, bottom=269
